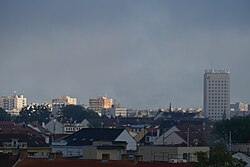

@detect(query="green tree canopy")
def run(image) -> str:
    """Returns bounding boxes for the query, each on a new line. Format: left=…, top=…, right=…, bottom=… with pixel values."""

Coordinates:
left=60, top=105, right=99, bottom=123
left=215, top=116, right=250, bottom=143
left=16, top=104, right=51, bottom=124
left=195, top=143, right=247, bottom=167
left=0, top=107, right=11, bottom=121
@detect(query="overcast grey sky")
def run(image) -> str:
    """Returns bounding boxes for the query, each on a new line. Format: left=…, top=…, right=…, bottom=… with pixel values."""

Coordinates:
left=1, top=0, right=250, bottom=109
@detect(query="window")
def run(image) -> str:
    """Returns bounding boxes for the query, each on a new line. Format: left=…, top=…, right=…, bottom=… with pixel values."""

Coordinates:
left=102, top=154, right=110, bottom=160
left=183, top=153, right=188, bottom=160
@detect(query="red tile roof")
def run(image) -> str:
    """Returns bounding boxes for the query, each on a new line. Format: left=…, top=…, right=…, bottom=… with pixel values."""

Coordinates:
left=136, top=161, right=193, bottom=167
left=15, top=158, right=134, bottom=167
left=16, top=158, right=194, bottom=167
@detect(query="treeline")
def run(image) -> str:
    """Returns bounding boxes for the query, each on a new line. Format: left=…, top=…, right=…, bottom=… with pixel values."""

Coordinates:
left=215, top=116, right=250, bottom=143
left=0, top=105, right=100, bottom=124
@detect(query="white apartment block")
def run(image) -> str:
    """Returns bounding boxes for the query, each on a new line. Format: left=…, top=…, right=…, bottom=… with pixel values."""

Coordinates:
left=203, top=69, right=230, bottom=121
left=0, top=94, right=27, bottom=115
left=101, top=107, right=128, bottom=118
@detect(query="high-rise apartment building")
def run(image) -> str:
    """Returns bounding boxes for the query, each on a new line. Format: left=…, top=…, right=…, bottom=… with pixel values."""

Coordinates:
left=52, top=96, right=77, bottom=117
left=52, top=96, right=77, bottom=105
left=89, top=96, right=112, bottom=113
left=0, top=94, right=27, bottom=115
left=203, top=69, right=230, bottom=121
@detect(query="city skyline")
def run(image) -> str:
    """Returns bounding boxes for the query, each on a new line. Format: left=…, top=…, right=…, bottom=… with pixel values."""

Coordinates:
left=1, top=1, right=250, bottom=109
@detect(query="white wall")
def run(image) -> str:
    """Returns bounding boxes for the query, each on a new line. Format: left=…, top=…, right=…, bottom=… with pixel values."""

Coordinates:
left=115, top=130, right=137, bottom=151
left=45, top=120, right=64, bottom=134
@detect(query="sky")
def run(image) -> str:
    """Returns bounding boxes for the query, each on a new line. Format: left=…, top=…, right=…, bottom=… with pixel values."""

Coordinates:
left=1, top=0, right=250, bottom=109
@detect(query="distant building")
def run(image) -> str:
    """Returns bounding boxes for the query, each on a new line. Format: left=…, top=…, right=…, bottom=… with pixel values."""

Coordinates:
left=230, top=102, right=248, bottom=112
left=101, top=107, right=128, bottom=118
left=52, top=96, right=77, bottom=105
left=138, top=145, right=209, bottom=163
left=64, top=121, right=88, bottom=134
left=89, top=96, right=112, bottom=113
left=230, top=102, right=250, bottom=117
left=0, top=93, right=27, bottom=115
left=52, top=96, right=77, bottom=117
left=203, top=69, right=230, bottom=121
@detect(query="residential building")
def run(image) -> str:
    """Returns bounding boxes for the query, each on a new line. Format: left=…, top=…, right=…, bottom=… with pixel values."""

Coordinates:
left=101, top=107, right=128, bottom=118
left=230, top=102, right=250, bottom=117
left=232, top=143, right=250, bottom=154
left=89, top=96, right=112, bottom=113
left=51, top=128, right=137, bottom=157
left=153, top=124, right=210, bottom=147
left=0, top=93, right=27, bottom=115
left=83, top=141, right=127, bottom=160
left=232, top=152, right=250, bottom=167
left=52, top=96, right=77, bottom=105
left=203, top=69, right=230, bottom=121
left=0, top=122, right=51, bottom=157
left=52, top=96, right=77, bottom=117
left=230, top=102, right=248, bottom=111
left=138, top=145, right=209, bottom=163
left=45, top=119, right=64, bottom=134
left=64, top=122, right=87, bottom=134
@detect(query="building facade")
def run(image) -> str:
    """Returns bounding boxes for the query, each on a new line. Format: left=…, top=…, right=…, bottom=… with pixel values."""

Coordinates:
left=203, top=69, right=230, bottom=121
left=89, top=97, right=112, bottom=113
left=138, top=145, right=209, bottom=163
left=101, top=107, right=128, bottom=118
left=52, top=96, right=77, bottom=105
left=230, top=102, right=248, bottom=112
left=52, top=96, right=77, bottom=117
left=0, top=94, right=27, bottom=115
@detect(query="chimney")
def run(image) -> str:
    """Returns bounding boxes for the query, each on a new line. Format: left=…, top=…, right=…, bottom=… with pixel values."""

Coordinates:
left=157, top=129, right=160, bottom=137
left=42, top=122, right=45, bottom=128
left=45, top=134, right=50, bottom=144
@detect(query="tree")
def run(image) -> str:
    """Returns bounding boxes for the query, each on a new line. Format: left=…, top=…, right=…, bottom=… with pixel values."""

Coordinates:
left=16, top=104, right=51, bottom=124
left=215, top=116, right=250, bottom=143
left=0, top=107, right=11, bottom=121
left=195, top=143, right=247, bottom=167
left=60, top=105, right=99, bottom=123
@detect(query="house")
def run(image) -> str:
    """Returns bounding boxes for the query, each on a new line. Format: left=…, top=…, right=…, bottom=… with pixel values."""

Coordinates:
left=232, top=143, right=250, bottom=154
left=64, top=122, right=86, bottom=134
left=0, top=121, right=51, bottom=157
left=154, top=124, right=209, bottom=146
left=232, top=152, right=250, bottom=167
left=52, top=128, right=137, bottom=157
left=138, top=145, right=209, bottom=163
left=45, top=119, right=64, bottom=134
left=83, top=141, right=127, bottom=160
left=136, top=127, right=160, bottom=145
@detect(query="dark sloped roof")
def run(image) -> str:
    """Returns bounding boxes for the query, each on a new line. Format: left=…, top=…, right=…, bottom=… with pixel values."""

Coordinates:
left=0, top=133, right=49, bottom=147
left=116, top=117, right=154, bottom=127
left=60, top=128, right=125, bottom=146
left=0, top=153, right=19, bottom=167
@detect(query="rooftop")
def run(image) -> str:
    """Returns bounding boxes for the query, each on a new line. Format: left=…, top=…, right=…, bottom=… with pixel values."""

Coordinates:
left=205, top=69, right=229, bottom=74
